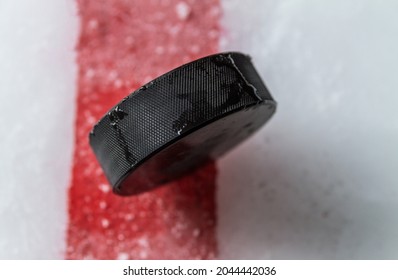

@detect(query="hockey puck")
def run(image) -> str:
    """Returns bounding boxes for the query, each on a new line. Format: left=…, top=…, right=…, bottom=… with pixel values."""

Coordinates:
left=89, top=52, right=276, bottom=196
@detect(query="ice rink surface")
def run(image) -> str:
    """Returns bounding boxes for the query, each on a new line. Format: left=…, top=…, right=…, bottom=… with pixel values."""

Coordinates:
left=0, top=0, right=398, bottom=259
left=218, top=0, right=398, bottom=258
left=0, top=0, right=78, bottom=258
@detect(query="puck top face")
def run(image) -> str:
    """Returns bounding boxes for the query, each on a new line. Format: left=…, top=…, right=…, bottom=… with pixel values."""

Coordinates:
left=89, top=52, right=276, bottom=196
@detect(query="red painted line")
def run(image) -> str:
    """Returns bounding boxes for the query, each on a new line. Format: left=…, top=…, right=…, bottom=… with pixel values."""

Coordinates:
left=67, top=0, right=221, bottom=259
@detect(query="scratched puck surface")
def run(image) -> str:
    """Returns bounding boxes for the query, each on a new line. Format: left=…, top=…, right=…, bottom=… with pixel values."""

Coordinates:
left=89, top=52, right=276, bottom=196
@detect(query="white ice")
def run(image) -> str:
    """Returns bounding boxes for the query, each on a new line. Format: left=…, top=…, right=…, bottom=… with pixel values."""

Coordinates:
left=218, top=0, right=398, bottom=258
left=0, top=0, right=78, bottom=258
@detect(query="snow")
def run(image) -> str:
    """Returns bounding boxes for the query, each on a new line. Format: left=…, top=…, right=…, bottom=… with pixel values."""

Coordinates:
left=218, top=0, right=398, bottom=258
left=175, top=2, right=191, bottom=21
left=0, top=0, right=78, bottom=258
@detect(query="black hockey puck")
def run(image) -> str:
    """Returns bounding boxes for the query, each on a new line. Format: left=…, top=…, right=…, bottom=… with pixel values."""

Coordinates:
left=89, top=52, right=276, bottom=196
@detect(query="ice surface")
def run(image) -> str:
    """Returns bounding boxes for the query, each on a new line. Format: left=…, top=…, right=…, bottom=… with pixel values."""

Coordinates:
left=67, top=0, right=219, bottom=260
left=218, top=0, right=398, bottom=258
left=1, top=0, right=398, bottom=260
left=0, top=0, right=78, bottom=258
